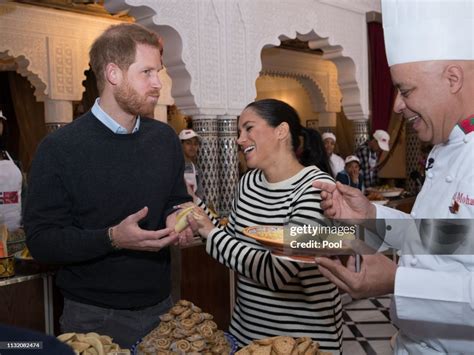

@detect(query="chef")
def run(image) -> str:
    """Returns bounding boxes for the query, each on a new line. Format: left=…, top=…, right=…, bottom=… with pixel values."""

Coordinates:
left=0, top=111, right=23, bottom=232
left=311, top=0, right=474, bottom=354
left=322, top=132, right=345, bottom=177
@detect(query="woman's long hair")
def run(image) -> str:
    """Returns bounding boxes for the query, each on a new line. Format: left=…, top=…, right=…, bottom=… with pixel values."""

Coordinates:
left=244, top=98, right=331, bottom=175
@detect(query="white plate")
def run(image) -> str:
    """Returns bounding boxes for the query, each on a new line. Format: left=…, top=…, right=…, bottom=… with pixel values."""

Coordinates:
left=367, top=187, right=403, bottom=198
left=273, top=254, right=317, bottom=264
left=381, top=189, right=403, bottom=197
left=371, top=199, right=389, bottom=205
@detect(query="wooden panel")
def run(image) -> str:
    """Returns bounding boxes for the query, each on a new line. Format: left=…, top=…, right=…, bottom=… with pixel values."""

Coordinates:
left=0, top=278, right=45, bottom=332
left=180, top=244, right=230, bottom=330
left=387, top=196, right=416, bottom=213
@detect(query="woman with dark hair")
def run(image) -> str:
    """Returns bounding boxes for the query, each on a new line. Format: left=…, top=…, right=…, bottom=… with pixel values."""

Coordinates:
left=190, top=99, right=342, bottom=352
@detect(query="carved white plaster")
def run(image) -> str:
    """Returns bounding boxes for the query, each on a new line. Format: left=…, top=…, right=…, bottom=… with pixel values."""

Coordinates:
left=319, top=0, right=381, bottom=14
left=0, top=2, right=126, bottom=101
left=105, top=0, right=377, bottom=121
left=260, top=48, right=342, bottom=114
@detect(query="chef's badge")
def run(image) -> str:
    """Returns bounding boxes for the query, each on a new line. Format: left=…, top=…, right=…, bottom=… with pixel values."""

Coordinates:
left=450, top=190, right=474, bottom=214
left=449, top=200, right=460, bottom=214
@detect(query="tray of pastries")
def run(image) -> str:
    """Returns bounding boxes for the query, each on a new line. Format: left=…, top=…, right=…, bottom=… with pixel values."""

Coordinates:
left=134, top=299, right=237, bottom=354
left=236, top=336, right=332, bottom=355
left=57, top=331, right=130, bottom=354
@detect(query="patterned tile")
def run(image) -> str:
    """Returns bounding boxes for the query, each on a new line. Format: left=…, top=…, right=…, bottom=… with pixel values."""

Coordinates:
left=367, top=340, right=394, bottom=355
left=342, top=296, right=397, bottom=355
left=343, top=340, right=367, bottom=355
left=357, top=323, right=398, bottom=338
left=345, top=310, right=389, bottom=323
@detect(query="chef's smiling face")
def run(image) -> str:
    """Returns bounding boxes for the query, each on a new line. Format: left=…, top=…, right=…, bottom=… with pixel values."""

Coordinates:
left=237, top=108, right=281, bottom=170
left=391, top=61, right=460, bottom=145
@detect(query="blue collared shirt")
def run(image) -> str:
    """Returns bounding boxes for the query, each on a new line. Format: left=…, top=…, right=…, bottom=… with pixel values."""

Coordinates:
left=91, top=98, right=140, bottom=134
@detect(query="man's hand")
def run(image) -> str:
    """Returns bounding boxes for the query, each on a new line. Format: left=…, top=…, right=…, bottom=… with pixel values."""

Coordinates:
left=312, top=181, right=376, bottom=220
left=315, top=254, right=397, bottom=299
left=167, top=205, right=195, bottom=247
left=110, top=207, right=178, bottom=251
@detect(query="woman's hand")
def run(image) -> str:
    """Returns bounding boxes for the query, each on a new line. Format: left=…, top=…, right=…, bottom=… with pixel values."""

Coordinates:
left=188, top=207, right=216, bottom=239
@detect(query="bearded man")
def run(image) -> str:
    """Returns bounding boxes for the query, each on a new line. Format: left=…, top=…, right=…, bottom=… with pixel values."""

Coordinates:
left=24, top=23, right=192, bottom=348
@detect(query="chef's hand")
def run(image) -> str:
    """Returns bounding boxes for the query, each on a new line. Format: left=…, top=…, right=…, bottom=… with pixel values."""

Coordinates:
left=166, top=206, right=195, bottom=247
left=315, top=254, right=396, bottom=298
left=312, top=181, right=376, bottom=220
left=187, top=207, right=215, bottom=239
left=110, top=207, right=178, bottom=251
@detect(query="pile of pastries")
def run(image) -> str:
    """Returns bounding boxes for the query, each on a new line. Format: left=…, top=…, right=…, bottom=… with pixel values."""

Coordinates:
left=236, top=336, right=331, bottom=355
left=367, top=191, right=385, bottom=201
left=57, top=332, right=130, bottom=354
left=137, top=299, right=231, bottom=354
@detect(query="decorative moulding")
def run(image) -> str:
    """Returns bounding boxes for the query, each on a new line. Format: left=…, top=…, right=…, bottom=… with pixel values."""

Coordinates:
left=105, top=0, right=377, bottom=120
left=0, top=2, right=125, bottom=101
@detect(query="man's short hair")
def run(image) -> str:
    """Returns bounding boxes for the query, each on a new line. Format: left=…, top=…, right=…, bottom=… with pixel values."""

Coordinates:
left=89, top=23, right=163, bottom=93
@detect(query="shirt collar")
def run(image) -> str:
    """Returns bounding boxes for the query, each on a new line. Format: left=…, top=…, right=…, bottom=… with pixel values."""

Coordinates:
left=91, top=98, right=140, bottom=134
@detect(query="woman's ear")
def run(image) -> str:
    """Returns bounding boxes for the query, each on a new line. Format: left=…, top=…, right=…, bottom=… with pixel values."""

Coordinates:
left=276, top=122, right=290, bottom=140
left=105, top=63, right=123, bottom=86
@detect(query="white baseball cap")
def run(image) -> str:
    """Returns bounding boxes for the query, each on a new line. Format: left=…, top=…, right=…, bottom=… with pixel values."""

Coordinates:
left=322, top=132, right=336, bottom=142
left=178, top=129, right=200, bottom=141
left=345, top=155, right=360, bottom=165
left=373, top=129, right=390, bottom=152
left=382, top=0, right=474, bottom=66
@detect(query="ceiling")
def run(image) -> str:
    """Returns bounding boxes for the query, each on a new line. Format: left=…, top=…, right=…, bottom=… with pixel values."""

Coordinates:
left=14, top=0, right=131, bottom=19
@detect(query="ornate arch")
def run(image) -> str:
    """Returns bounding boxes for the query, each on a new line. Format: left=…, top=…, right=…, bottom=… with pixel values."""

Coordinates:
left=105, top=0, right=378, bottom=120
left=0, top=49, right=48, bottom=101
left=259, top=70, right=329, bottom=113
left=0, top=2, right=127, bottom=103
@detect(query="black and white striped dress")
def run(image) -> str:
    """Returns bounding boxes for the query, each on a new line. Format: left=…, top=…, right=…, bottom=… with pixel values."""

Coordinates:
left=205, top=166, right=343, bottom=353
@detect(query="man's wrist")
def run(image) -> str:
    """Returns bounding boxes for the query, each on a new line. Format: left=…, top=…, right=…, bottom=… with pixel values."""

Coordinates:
left=107, top=226, right=120, bottom=249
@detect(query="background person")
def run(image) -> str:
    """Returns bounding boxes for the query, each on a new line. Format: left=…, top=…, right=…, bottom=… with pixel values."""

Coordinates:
left=24, top=23, right=192, bottom=348
left=190, top=99, right=342, bottom=353
left=178, top=129, right=205, bottom=201
left=336, top=155, right=363, bottom=191
left=322, top=132, right=344, bottom=177
left=313, top=0, right=474, bottom=353
left=0, top=111, right=23, bottom=232
left=355, top=129, right=390, bottom=188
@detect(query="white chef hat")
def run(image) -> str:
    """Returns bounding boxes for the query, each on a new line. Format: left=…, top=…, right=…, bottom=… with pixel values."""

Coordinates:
left=382, top=0, right=474, bottom=66
left=322, top=132, right=337, bottom=142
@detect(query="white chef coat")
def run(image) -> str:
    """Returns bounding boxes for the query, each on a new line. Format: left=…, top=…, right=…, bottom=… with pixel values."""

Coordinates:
left=0, top=151, right=22, bottom=231
left=329, top=153, right=345, bottom=177
left=374, top=124, right=474, bottom=354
